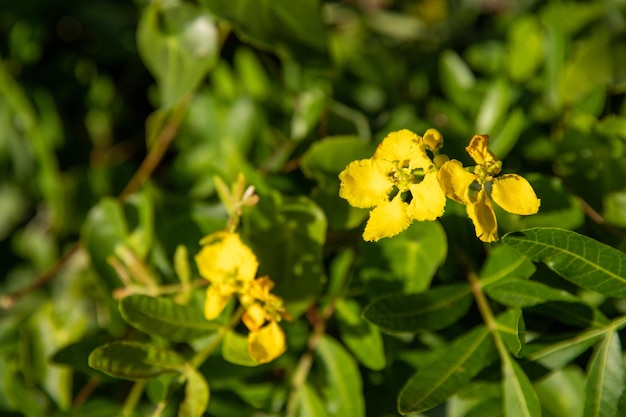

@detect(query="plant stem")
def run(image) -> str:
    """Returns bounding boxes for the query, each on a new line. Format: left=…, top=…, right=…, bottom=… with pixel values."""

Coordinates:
left=468, top=271, right=508, bottom=355
left=122, top=380, right=147, bottom=417
left=190, top=305, right=245, bottom=368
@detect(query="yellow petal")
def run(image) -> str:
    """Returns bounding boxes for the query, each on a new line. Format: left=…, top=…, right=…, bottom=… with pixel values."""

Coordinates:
left=491, top=174, right=541, bottom=215
left=465, top=134, right=498, bottom=170
left=242, top=302, right=266, bottom=332
left=407, top=172, right=446, bottom=221
left=423, top=128, right=444, bottom=151
left=204, top=284, right=231, bottom=320
left=339, top=159, right=394, bottom=208
left=248, top=321, right=286, bottom=364
left=374, top=129, right=432, bottom=169
left=437, top=160, right=477, bottom=204
left=363, top=195, right=411, bottom=242
left=195, top=232, right=258, bottom=283
left=466, top=188, right=498, bottom=242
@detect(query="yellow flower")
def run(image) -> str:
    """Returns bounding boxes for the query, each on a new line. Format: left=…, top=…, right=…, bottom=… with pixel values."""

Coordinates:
left=195, top=231, right=259, bottom=319
left=338, top=129, right=446, bottom=241
left=247, top=320, right=286, bottom=364
left=438, top=134, right=540, bottom=242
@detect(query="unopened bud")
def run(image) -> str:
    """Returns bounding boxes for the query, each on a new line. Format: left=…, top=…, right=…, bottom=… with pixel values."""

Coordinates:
left=423, top=128, right=444, bottom=151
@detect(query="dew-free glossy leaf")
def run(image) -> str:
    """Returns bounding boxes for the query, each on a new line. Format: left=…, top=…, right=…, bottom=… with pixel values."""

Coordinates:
left=480, top=244, right=536, bottom=288
left=503, top=228, right=626, bottom=297
left=523, top=332, right=603, bottom=372
left=297, top=383, right=329, bottom=417
left=137, top=1, right=218, bottom=108
left=497, top=308, right=525, bottom=356
left=179, top=368, right=210, bottom=417
left=88, top=341, right=185, bottom=380
left=502, top=355, right=541, bottom=417
left=120, top=295, right=218, bottom=342
left=336, top=299, right=386, bottom=370
left=486, top=279, right=598, bottom=327
left=222, top=331, right=260, bottom=367
left=398, top=325, right=497, bottom=414
left=584, top=331, right=625, bottom=417
left=317, top=335, right=364, bottom=417
left=363, top=284, right=473, bottom=334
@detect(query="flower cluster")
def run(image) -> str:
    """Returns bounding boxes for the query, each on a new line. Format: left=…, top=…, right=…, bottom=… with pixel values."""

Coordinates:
left=339, top=129, right=540, bottom=242
left=195, top=231, right=288, bottom=363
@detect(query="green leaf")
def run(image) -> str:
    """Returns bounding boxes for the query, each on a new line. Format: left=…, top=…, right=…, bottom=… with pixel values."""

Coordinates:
left=222, top=331, right=260, bottom=367
left=137, top=1, right=218, bottom=108
left=507, top=15, right=544, bottom=81
left=363, top=284, right=473, bottom=334
left=475, top=78, right=511, bottom=136
left=179, top=367, right=210, bottom=417
left=80, top=197, right=128, bottom=285
left=398, top=325, right=497, bottom=414
left=584, top=331, right=625, bottom=417
left=296, top=383, right=329, bottom=417
left=486, top=279, right=599, bottom=327
left=336, top=299, right=386, bottom=370
left=200, top=0, right=328, bottom=61
left=497, top=308, right=525, bottom=356
left=119, top=295, right=218, bottom=342
left=88, top=341, right=186, bottom=380
left=362, top=221, right=448, bottom=293
left=536, top=366, right=585, bottom=417
left=480, top=244, right=536, bottom=288
left=502, top=355, right=541, bottom=417
left=523, top=332, right=603, bottom=372
left=248, top=193, right=326, bottom=318
left=316, top=335, right=365, bottom=417
left=490, top=107, right=525, bottom=160
left=503, top=228, right=626, bottom=297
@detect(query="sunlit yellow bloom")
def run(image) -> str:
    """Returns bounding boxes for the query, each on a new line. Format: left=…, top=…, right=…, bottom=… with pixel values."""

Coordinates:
left=339, top=159, right=395, bottom=208
left=363, top=194, right=412, bottom=242
left=196, top=231, right=258, bottom=284
left=195, top=231, right=259, bottom=319
left=438, top=134, right=540, bottom=242
left=339, top=129, right=447, bottom=241
left=247, top=320, right=286, bottom=364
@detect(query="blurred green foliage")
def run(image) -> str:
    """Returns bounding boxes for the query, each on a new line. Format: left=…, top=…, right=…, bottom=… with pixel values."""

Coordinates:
left=2, top=0, right=626, bottom=416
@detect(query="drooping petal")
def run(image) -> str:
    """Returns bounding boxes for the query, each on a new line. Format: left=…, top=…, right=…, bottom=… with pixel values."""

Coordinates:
left=362, top=195, right=411, bottom=242
left=423, top=128, right=444, bottom=151
left=204, top=284, right=231, bottom=320
left=242, top=302, right=266, bottom=332
left=491, top=174, right=541, bottom=215
left=248, top=321, right=286, bottom=364
left=195, top=232, right=259, bottom=284
left=339, top=159, right=394, bottom=208
left=407, top=172, right=446, bottom=221
left=374, top=129, right=432, bottom=169
left=466, top=188, right=499, bottom=242
left=437, top=160, right=477, bottom=204
left=465, top=134, right=498, bottom=173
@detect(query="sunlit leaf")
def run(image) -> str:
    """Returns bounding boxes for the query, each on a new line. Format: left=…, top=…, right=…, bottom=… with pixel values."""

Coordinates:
left=119, top=295, right=218, bottom=342
left=336, top=298, right=386, bottom=370
left=137, top=1, right=218, bottom=108
left=497, top=308, right=525, bottom=357
left=398, top=325, right=497, bottom=414
left=480, top=244, right=536, bottom=288
left=179, top=367, right=210, bottom=417
left=503, top=228, right=626, bottom=297
left=296, top=383, right=329, bottom=417
left=88, top=341, right=186, bottom=380
left=222, top=331, right=260, bottom=367
left=584, top=331, right=625, bottom=417
left=316, top=335, right=364, bottom=417
left=502, top=355, right=541, bottom=417
left=363, top=284, right=473, bottom=334
left=486, top=278, right=600, bottom=327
